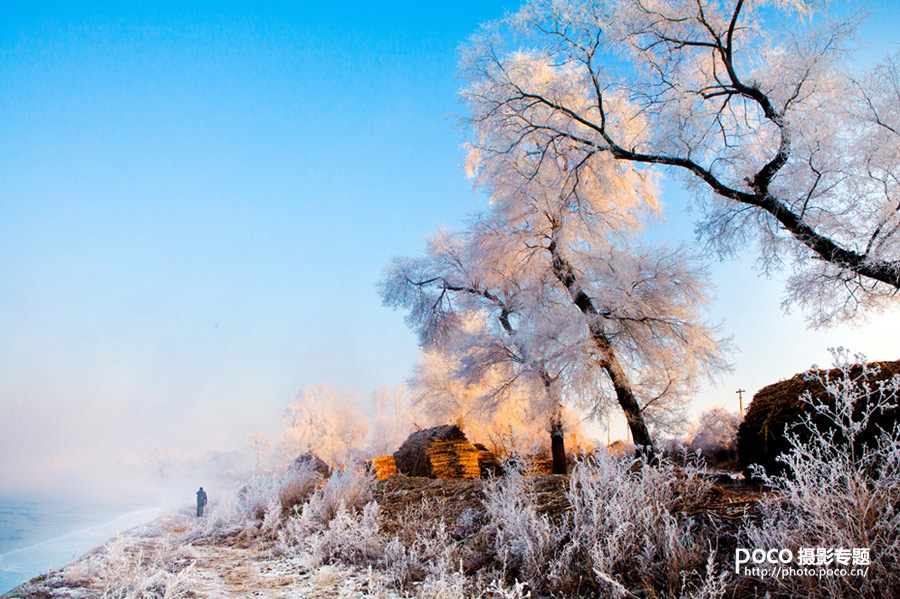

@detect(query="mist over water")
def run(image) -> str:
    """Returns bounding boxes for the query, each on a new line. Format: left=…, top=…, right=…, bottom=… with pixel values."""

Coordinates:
left=0, top=495, right=159, bottom=593
left=0, top=471, right=246, bottom=593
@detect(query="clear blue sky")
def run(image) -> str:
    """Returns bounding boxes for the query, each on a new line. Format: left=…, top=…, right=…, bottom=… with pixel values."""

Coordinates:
left=1, top=1, right=898, bottom=494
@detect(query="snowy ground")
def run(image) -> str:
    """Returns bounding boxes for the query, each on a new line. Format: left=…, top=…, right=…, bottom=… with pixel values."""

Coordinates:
left=1, top=509, right=392, bottom=599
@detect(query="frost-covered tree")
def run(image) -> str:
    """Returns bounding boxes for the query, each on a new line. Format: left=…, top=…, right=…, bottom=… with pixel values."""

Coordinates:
left=279, top=384, right=370, bottom=468
left=687, top=407, right=741, bottom=460
left=463, top=0, right=900, bottom=326
left=381, top=239, right=585, bottom=471
left=381, top=164, right=728, bottom=452
left=366, top=384, right=421, bottom=457
left=245, top=432, right=273, bottom=477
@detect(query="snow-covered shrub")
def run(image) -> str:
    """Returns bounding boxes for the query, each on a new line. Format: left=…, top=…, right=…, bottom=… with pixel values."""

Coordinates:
left=186, top=476, right=278, bottom=540
left=277, top=464, right=380, bottom=567
left=182, top=460, right=325, bottom=541
left=278, top=459, right=325, bottom=512
left=99, top=535, right=196, bottom=599
left=288, top=465, right=374, bottom=533
left=482, top=578, right=531, bottom=599
left=479, top=452, right=724, bottom=597
left=381, top=536, right=427, bottom=589
left=299, top=501, right=383, bottom=568
left=377, top=496, right=472, bottom=591
left=741, top=350, right=900, bottom=598
left=480, top=459, right=557, bottom=584
left=557, top=451, right=717, bottom=597
left=416, top=566, right=470, bottom=599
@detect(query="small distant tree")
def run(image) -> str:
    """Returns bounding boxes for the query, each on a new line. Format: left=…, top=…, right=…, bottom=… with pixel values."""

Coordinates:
left=245, top=432, right=273, bottom=477
left=687, top=407, right=741, bottom=461
left=463, top=0, right=900, bottom=326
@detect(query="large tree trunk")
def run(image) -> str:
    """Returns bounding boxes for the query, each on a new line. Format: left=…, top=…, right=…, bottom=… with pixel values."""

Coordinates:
left=590, top=324, right=655, bottom=451
left=549, top=416, right=567, bottom=475
left=548, top=235, right=656, bottom=452
left=540, top=371, right=568, bottom=474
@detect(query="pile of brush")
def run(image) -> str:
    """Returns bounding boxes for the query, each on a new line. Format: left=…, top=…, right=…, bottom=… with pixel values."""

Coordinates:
left=738, top=360, right=900, bottom=478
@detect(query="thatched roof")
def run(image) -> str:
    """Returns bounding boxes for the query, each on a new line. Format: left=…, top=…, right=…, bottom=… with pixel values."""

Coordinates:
left=738, top=360, right=900, bottom=478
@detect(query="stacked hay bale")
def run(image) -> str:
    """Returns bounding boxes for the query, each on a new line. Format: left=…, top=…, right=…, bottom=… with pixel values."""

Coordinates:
left=738, top=360, right=900, bottom=479
left=366, top=456, right=398, bottom=479
left=393, top=424, right=481, bottom=479
left=427, top=439, right=481, bottom=479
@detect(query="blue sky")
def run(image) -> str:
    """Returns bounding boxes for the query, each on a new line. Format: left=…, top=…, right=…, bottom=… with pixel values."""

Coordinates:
left=1, top=1, right=899, bottom=494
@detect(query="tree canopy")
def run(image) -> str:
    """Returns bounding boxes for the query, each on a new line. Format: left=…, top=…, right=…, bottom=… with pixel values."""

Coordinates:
left=462, top=0, right=900, bottom=326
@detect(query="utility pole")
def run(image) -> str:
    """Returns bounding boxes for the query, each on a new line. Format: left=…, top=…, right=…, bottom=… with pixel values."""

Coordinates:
left=607, top=413, right=611, bottom=447
left=736, top=388, right=746, bottom=414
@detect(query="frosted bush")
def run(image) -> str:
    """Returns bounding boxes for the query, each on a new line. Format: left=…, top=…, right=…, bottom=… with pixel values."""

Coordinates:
left=741, top=350, right=900, bottom=598
left=482, top=578, right=531, bottom=599
left=559, top=451, right=716, bottom=596
left=292, top=465, right=374, bottom=533
left=378, top=497, right=477, bottom=593
left=187, top=476, right=277, bottom=540
left=481, top=460, right=556, bottom=584
left=277, top=465, right=381, bottom=568
left=687, top=408, right=741, bottom=465
left=183, top=460, right=324, bottom=542
left=99, top=535, right=196, bottom=599
left=300, top=501, right=383, bottom=568
left=416, top=566, right=470, bottom=599
left=479, top=452, right=724, bottom=597
left=381, top=536, right=426, bottom=589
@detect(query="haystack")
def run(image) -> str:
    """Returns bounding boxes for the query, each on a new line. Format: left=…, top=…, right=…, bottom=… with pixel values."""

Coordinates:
left=366, top=455, right=398, bottom=479
left=393, top=424, right=481, bottom=479
left=291, top=451, right=331, bottom=477
left=738, top=360, right=900, bottom=478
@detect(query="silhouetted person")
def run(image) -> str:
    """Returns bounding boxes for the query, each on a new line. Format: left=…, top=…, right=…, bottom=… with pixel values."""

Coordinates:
left=196, top=487, right=207, bottom=517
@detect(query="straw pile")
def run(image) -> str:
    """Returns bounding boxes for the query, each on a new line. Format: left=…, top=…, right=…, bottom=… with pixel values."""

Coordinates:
left=738, top=360, right=900, bottom=478
left=366, top=455, right=397, bottom=479
left=394, top=424, right=482, bottom=478
left=518, top=453, right=553, bottom=475
left=426, top=439, right=481, bottom=479
left=475, top=443, right=501, bottom=477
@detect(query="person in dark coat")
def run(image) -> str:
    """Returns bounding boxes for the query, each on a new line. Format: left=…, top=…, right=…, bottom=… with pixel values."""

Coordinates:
left=196, top=487, right=207, bottom=517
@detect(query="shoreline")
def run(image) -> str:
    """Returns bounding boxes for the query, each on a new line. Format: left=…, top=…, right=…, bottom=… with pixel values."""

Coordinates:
left=0, top=505, right=165, bottom=596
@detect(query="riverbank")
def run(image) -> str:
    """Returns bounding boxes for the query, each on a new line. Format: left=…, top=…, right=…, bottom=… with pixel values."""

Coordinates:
left=0, top=499, right=162, bottom=595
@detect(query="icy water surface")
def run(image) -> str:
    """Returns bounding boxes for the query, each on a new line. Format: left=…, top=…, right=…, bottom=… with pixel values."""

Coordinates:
left=0, top=495, right=159, bottom=593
